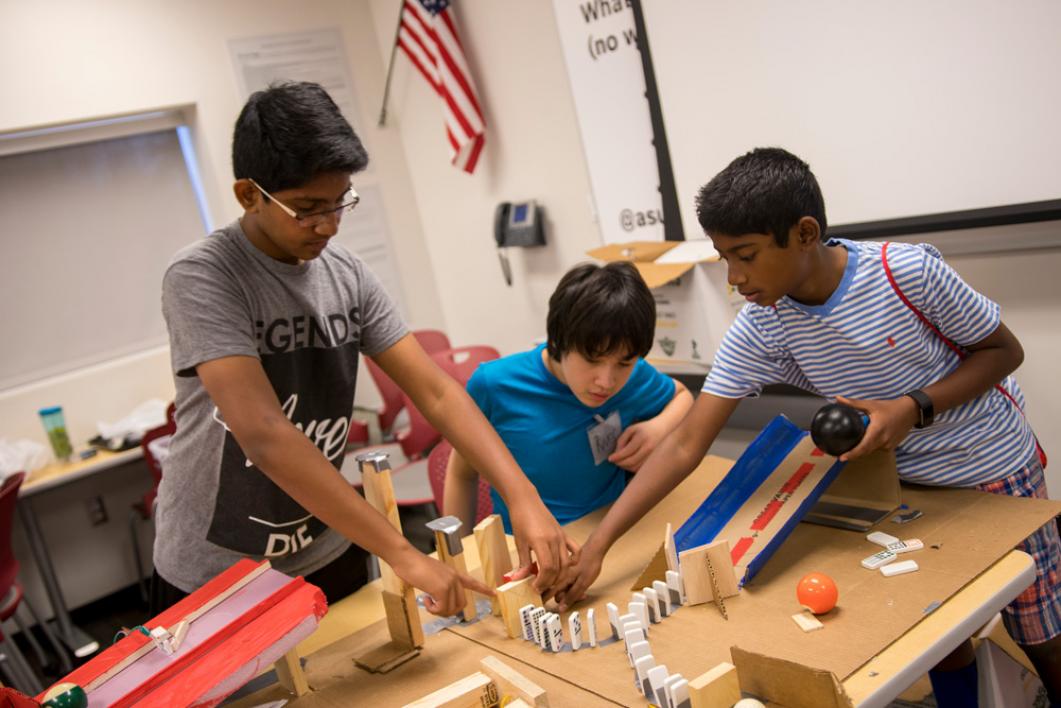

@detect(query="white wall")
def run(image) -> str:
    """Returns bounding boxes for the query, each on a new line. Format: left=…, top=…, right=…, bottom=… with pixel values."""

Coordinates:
left=0, top=0, right=450, bottom=440
left=367, top=0, right=602, bottom=356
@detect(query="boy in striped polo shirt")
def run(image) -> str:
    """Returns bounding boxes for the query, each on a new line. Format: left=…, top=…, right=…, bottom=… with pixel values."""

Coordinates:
left=558, top=148, right=1059, bottom=703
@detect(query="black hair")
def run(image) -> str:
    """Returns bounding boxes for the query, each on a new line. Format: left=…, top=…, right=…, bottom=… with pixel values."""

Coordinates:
left=546, top=261, right=655, bottom=362
left=694, top=147, right=827, bottom=247
left=232, top=81, right=369, bottom=192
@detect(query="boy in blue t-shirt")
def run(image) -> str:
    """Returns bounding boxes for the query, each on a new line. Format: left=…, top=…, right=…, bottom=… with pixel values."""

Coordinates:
left=444, top=262, right=693, bottom=533
left=558, top=148, right=1059, bottom=703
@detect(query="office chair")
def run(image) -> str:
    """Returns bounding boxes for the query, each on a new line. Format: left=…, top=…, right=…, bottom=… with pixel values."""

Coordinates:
left=0, top=473, right=71, bottom=693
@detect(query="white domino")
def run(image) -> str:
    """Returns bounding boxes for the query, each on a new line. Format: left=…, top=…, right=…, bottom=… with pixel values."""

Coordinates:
left=634, top=655, right=656, bottom=696
left=642, top=588, right=661, bottom=623
left=867, top=531, right=901, bottom=547
left=881, top=559, right=919, bottom=577
left=629, top=601, right=650, bottom=630
left=587, top=608, right=598, bottom=647
left=666, top=675, right=691, bottom=708
left=568, top=611, right=582, bottom=650
left=547, top=615, right=564, bottom=652
left=628, top=639, right=651, bottom=670
left=519, top=605, right=536, bottom=641
left=861, top=550, right=898, bottom=569
left=653, top=580, right=672, bottom=617
left=647, top=665, right=671, bottom=708
left=666, top=570, right=685, bottom=606
left=886, top=538, right=924, bottom=554
left=529, top=607, right=547, bottom=645
left=606, top=602, right=621, bottom=640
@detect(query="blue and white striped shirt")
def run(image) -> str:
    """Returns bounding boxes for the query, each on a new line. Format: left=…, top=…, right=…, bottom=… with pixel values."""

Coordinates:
left=703, top=239, right=1035, bottom=486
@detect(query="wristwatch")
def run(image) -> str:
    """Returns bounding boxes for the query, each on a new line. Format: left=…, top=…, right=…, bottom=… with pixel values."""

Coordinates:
left=905, top=389, right=934, bottom=429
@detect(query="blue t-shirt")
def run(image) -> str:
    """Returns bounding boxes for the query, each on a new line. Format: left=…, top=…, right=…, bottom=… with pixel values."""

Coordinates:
left=703, top=239, right=1035, bottom=486
left=467, top=344, right=676, bottom=531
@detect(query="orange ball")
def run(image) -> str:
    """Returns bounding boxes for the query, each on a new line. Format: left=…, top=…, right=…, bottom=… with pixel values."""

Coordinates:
left=796, top=572, right=838, bottom=615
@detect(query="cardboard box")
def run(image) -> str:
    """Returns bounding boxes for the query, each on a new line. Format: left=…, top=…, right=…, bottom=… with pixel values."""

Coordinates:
left=587, top=239, right=741, bottom=365
left=975, top=613, right=1047, bottom=707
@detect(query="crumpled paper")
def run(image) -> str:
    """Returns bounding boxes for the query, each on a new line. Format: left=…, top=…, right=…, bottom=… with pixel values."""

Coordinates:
left=0, top=438, right=50, bottom=477
left=97, top=399, right=169, bottom=443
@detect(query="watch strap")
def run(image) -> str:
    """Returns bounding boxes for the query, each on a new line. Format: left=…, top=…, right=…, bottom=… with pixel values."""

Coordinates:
left=905, top=389, right=934, bottom=428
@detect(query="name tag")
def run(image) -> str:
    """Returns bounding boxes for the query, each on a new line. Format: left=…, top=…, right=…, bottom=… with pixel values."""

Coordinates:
left=587, top=411, right=622, bottom=465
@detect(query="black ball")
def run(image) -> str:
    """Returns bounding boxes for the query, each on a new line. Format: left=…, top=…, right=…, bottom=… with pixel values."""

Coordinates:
left=810, top=403, right=866, bottom=457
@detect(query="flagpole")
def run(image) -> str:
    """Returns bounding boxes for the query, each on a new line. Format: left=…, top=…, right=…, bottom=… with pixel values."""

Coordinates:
left=378, top=1, right=405, bottom=126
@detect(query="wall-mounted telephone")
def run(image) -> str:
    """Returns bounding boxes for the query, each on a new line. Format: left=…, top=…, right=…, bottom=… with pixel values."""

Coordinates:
left=494, top=201, right=546, bottom=286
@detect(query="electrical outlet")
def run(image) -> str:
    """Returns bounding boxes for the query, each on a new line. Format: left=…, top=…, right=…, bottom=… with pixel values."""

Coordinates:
left=86, top=495, right=108, bottom=526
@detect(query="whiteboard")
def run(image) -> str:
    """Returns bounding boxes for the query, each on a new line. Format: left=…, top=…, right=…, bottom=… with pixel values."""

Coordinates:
left=641, top=0, right=1061, bottom=239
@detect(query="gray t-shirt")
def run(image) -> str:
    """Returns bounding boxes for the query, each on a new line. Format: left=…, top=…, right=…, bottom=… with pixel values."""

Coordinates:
left=156, top=220, right=407, bottom=592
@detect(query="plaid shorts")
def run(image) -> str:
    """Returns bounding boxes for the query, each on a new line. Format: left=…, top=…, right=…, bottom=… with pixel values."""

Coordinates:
left=975, top=455, right=1061, bottom=645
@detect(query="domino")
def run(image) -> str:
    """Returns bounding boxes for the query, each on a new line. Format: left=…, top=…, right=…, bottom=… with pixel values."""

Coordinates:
left=628, top=640, right=651, bottom=667
left=886, top=538, right=924, bottom=554
left=587, top=608, right=598, bottom=647
left=606, top=602, right=621, bottom=640
left=568, top=611, right=582, bottom=650
left=629, top=601, right=649, bottom=630
left=666, top=569, right=685, bottom=606
left=634, top=654, right=656, bottom=696
left=624, top=629, right=645, bottom=662
left=666, top=675, right=691, bottom=708
left=642, top=587, right=661, bottom=623
left=529, top=607, right=547, bottom=646
left=619, top=613, right=644, bottom=641
left=867, top=531, right=901, bottom=547
left=861, top=550, right=898, bottom=570
left=881, top=559, right=919, bottom=577
left=519, top=604, right=536, bottom=641
left=653, top=580, right=672, bottom=617
left=647, top=665, right=671, bottom=708
left=546, top=615, right=564, bottom=652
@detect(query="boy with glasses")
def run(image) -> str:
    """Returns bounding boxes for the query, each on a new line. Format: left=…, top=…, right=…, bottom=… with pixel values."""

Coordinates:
left=154, top=81, right=571, bottom=615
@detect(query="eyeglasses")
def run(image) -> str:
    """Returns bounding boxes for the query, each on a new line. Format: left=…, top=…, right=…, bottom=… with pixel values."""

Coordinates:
left=248, top=179, right=360, bottom=228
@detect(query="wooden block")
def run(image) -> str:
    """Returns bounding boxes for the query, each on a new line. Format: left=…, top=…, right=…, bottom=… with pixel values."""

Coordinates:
left=679, top=540, right=739, bottom=606
left=496, top=577, right=543, bottom=639
left=792, top=610, right=824, bottom=633
left=383, top=587, right=425, bottom=649
left=474, top=514, right=512, bottom=616
left=402, top=671, right=500, bottom=707
left=273, top=647, right=311, bottom=697
left=361, top=456, right=406, bottom=595
left=353, top=640, right=421, bottom=674
left=481, top=655, right=551, bottom=705
left=432, top=527, right=477, bottom=621
left=688, top=661, right=740, bottom=708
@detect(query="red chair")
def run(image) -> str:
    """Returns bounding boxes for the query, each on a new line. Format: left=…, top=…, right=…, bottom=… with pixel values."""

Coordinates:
left=0, top=473, right=70, bottom=692
left=364, top=330, right=452, bottom=439
left=130, top=403, right=176, bottom=604
left=427, top=441, right=493, bottom=526
left=432, top=346, right=500, bottom=386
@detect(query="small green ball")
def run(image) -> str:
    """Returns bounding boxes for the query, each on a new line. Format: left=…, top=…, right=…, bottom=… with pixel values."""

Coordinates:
left=42, top=682, right=87, bottom=708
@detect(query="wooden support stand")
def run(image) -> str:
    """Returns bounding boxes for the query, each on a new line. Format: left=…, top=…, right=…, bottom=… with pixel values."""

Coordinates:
left=474, top=514, right=512, bottom=616
left=679, top=539, right=739, bottom=607
left=356, top=452, right=424, bottom=673
left=273, top=648, right=311, bottom=697
left=688, top=661, right=740, bottom=708
left=427, top=516, right=477, bottom=620
left=480, top=655, right=549, bottom=707
left=402, top=656, right=550, bottom=708
left=495, top=577, right=543, bottom=639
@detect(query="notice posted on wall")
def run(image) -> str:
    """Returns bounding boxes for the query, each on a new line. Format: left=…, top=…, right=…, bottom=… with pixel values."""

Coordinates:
left=229, top=28, right=370, bottom=167
left=552, top=0, right=664, bottom=245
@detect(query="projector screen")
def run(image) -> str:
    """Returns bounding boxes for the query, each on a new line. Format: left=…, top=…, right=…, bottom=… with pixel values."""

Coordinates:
left=641, top=0, right=1061, bottom=241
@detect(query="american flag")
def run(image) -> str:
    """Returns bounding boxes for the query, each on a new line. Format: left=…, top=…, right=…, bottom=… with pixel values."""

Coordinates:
left=398, top=0, right=486, bottom=174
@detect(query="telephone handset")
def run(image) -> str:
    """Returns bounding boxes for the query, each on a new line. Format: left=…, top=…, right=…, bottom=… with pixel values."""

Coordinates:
left=493, top=201, right=546, bottom=286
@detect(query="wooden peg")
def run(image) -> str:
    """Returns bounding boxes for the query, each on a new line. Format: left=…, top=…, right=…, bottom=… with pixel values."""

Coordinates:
left=427, top=515, right=477, bottom=620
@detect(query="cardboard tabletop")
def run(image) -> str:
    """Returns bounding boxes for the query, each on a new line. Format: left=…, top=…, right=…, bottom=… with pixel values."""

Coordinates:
left=451, top=455, right=1060, bottom=705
